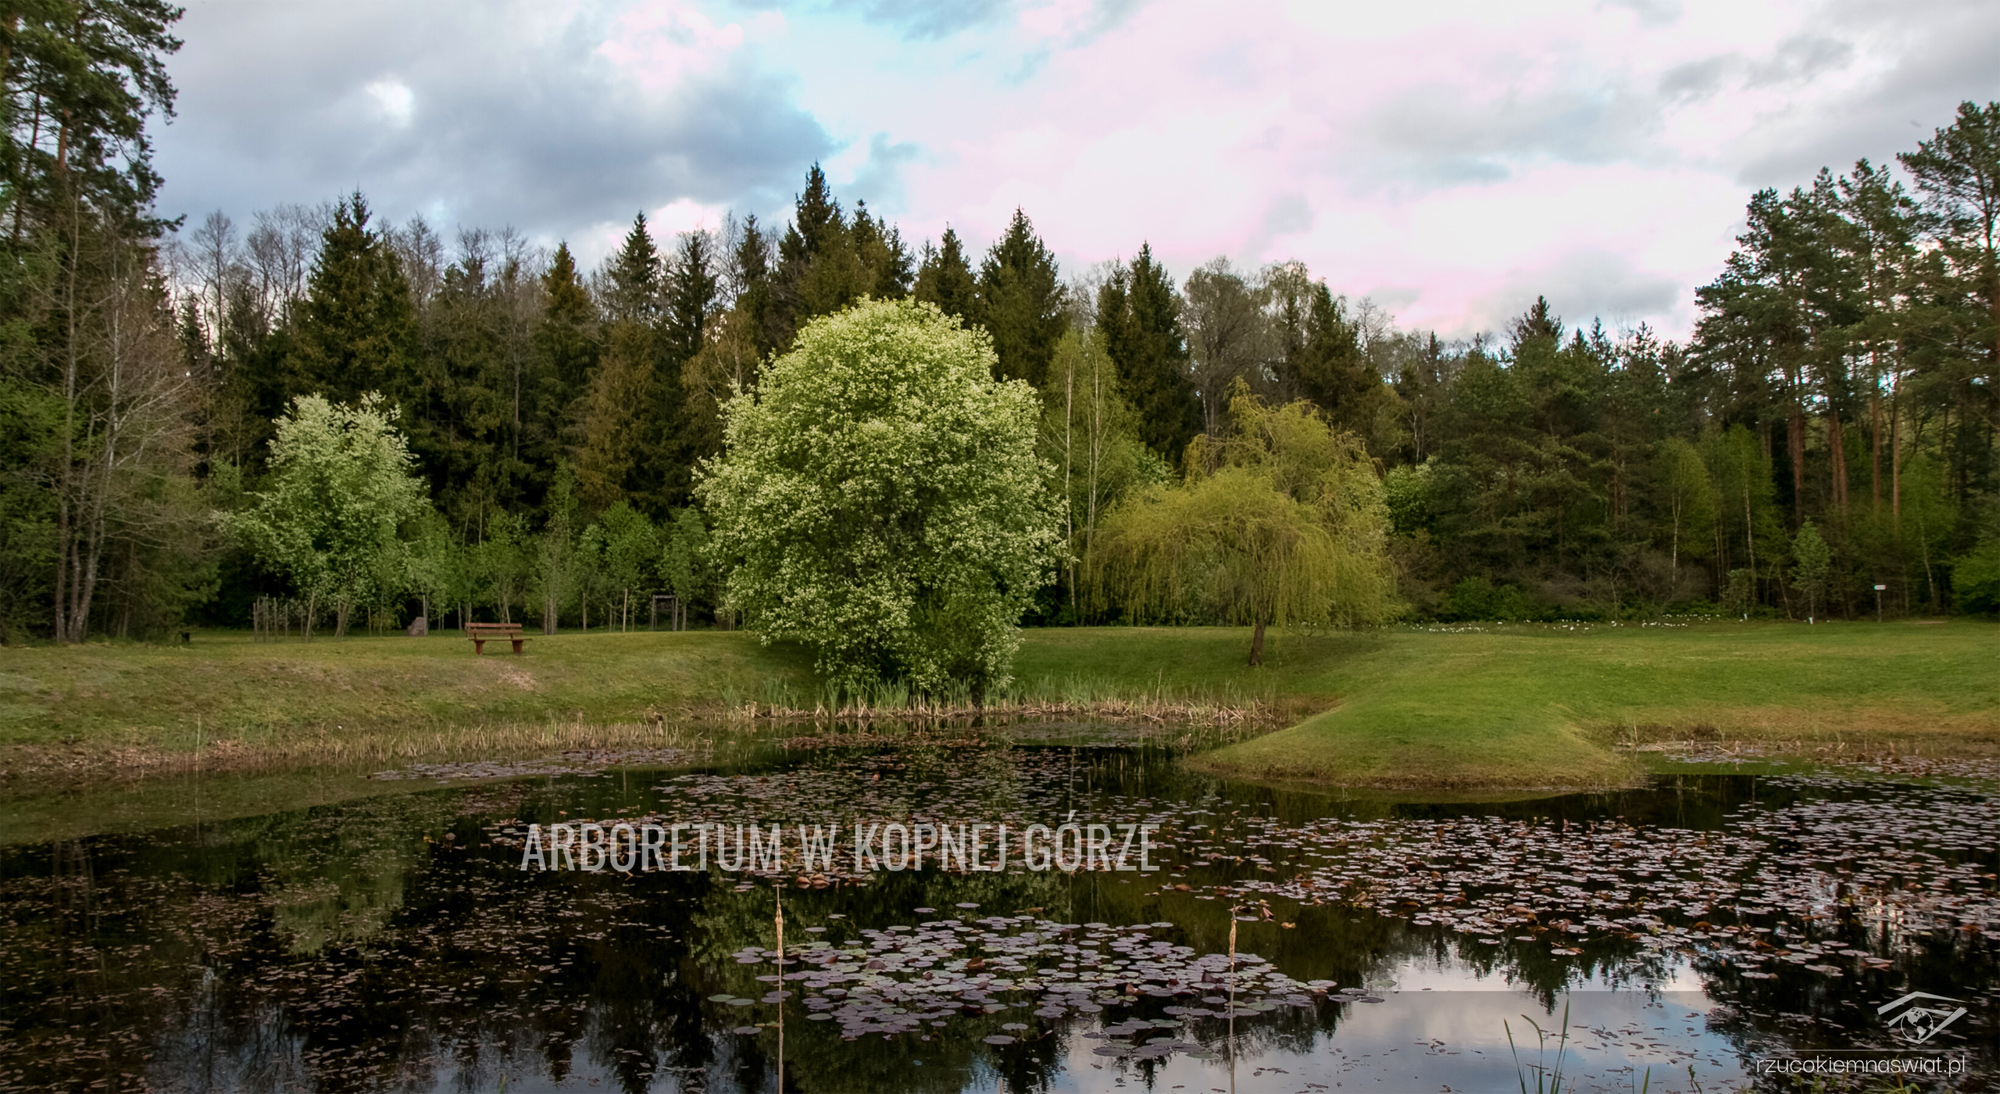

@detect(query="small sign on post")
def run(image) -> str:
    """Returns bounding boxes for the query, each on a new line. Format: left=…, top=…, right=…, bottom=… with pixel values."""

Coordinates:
left=1873, top=584, right=1887, bottom=623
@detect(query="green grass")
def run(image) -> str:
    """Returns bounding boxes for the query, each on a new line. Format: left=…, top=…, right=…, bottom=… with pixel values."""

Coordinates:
left=2, top=620, right=1994, bottom=790
left=1195, top=620, right=2000, bottom=789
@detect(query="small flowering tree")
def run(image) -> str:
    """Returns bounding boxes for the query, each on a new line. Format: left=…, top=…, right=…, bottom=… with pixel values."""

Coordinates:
left=223, top=393, right=428, bottom=637
left=698, top=299, right=1061, bottom=693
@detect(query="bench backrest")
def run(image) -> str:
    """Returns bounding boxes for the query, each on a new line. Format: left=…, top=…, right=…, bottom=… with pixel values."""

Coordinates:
left=466, top=623, right=524, bottom=635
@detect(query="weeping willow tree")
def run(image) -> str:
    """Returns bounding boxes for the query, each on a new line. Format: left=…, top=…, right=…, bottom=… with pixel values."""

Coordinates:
left=1090, top=389, right=1399, bottom=664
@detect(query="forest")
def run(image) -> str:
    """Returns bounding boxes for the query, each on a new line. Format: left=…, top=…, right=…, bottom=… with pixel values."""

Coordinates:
left=2, top=0, right=1997, bottom=643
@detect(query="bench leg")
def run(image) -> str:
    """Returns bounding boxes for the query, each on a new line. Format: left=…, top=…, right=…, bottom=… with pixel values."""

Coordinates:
left=473, top=639, right=485, bottom=655
left=511, top=639, right=524, bottom=654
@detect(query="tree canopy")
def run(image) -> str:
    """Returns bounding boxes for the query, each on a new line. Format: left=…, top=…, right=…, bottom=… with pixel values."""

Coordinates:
left=221, top=394, right=427, bottom=637
left=697, top=298, right=1060, bottom=692
left=1092, top=391, right=1398, bottom=664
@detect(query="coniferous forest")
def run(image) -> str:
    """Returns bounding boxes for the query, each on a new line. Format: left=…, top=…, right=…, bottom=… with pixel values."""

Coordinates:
left=2, top=3, right=1998, bottom=644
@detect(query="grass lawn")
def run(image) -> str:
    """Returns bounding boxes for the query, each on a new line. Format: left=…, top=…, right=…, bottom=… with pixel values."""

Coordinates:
left=1, top=620, right=1993, bottom=789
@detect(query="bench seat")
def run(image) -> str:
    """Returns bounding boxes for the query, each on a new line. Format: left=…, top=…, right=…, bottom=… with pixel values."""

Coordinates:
left=465, top=623, right=529, bottom=655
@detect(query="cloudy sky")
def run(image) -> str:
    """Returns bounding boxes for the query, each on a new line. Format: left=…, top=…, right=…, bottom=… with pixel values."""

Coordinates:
left=154, top=0, right=2000, bottom=339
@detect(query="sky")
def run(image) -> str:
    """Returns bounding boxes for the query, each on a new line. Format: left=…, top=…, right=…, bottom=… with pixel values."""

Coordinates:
left=152, top=0, right=2000, bottom=341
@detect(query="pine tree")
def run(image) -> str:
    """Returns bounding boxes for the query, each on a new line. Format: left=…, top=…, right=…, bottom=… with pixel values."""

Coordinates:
left=0, top=0, right=183, bottom=237
left=977, top=208, right=1065, bottom=387
left=1097, top=244, right=1200, bottom=462
left=914, top=226, right=979, bottom=328
left=1900, top=101, right=2000, bottom=379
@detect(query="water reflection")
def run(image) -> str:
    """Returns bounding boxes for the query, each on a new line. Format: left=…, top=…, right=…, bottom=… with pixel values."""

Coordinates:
left=0, top=746, right=1993, bottom=1092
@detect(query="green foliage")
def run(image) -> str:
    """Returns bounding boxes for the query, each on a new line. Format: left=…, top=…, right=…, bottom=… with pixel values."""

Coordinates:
left=404, top=508, right=467, bottom=625
left=658, top=507, right=714, bottom=618
left=1657, top=437, right=1717, bottom=575
left=530, top=464, right=581, bottom=633
left=470, top=510, right=528, bottom=624
left=771, top=165, right=910, bottom=347
left=0, top=376, right=59, bottom=641
left=1267, top=264, right=1382, bottom=439
left=604, top=212, right=663, bottom=325
left=1791, top=519, right=1833, bottom=620
left=1722, top=568, right=1757, bottom=617
left=1436, top=577, right=1536, bottom=623
left=1953, top=534, right=2000, bottom=614
left=976, top=208, right=1066, bottom=387
left=913, top=226, right=978, bottom=327
left=1097, top=244, right=1201, bottom=462
left=222, top=394, right=428, bottom=636
left=1036, top=327, right=1161, bottom=620
left=290, top=194, right=417, bottom=404
left=571, top=320, right=654, bottom=510
left=698, top=298, right=1060, bottom=691
left=0, top=0, right=183, bottom=231
left=1091, top=391, right=1398, bottom=663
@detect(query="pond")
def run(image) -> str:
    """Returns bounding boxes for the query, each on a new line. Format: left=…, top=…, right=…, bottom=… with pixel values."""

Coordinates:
left=1, top=728, right=1995, bottom=1092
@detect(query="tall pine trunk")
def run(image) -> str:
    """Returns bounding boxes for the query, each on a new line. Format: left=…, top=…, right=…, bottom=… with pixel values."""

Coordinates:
left=1827, top=407, right=1848, bottom=515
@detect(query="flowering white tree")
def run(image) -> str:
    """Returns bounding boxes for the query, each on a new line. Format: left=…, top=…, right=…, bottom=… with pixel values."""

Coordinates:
left=223, top=393, right=428, bottom=637
left=698, top=299, right=1061, bottom=693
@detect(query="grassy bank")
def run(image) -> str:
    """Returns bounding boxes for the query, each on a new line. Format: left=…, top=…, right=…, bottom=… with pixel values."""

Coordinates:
left=1193, top=620, right=1999, bottom=788
left=2, top=621, right=1994, bottom=789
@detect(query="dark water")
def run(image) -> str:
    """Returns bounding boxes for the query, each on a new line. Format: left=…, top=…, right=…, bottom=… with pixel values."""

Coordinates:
left=1, top=739, right=1995, bottom=1093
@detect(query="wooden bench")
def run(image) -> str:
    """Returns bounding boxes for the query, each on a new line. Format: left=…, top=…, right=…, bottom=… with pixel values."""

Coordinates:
left=466, top=622, right=529, bottom=655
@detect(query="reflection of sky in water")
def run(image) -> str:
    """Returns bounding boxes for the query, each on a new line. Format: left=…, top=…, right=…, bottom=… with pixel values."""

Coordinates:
left=1, top=745, right=1994, bottom=1093
left=1044, top=960, right=1741, bottom=1093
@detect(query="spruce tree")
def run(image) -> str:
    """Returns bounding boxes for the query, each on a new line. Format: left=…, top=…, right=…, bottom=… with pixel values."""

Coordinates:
left=530, top=243, right=598, bottom=500
left=774, top=163, right=867, bottom=344
left=731, top=214, right=780, bottom=358
left=290, top=192, right=416, bottom=407
left=914, top=226, right=979, bottom=328
left=605, top=213, right=662, bottom=325
left=851, top=201, right=913, bottom=298
left=976, top=208, right=1065, bottom=387
left=535, top=243, right=599, bottom=394
left=1097, top=244, right=1200, bottom=462
left=1277, top=279, right=1377, bottom=437
left=663, top=231, right=720, bottom=367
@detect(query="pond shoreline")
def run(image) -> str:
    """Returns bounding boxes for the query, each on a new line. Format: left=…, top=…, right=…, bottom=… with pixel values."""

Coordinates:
left=5, top=622, right=1994, bottom=791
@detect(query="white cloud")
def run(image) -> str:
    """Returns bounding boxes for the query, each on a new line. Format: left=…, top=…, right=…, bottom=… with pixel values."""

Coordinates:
left=151, top=0, right=2000, bottom=336
left=364, top=79, right=414, bottom=128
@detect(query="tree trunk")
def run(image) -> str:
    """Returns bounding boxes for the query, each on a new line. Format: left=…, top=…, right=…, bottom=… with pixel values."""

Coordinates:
left=1827, top=407, right=1847, bottom=516
left=1890, top=381, right=1902, bottom=529
left=1870, top=392, right=1882, bottom=512
left=1248, top=613, right=1266, bottom=667
left=1788, top=407, right=1806, bottom=528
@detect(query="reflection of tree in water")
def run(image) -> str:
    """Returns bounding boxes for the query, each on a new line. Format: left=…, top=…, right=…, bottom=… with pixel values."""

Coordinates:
left=1691, top=911, right=1998, bottom=1076
left=4, top=754, right=1998, bottom=1091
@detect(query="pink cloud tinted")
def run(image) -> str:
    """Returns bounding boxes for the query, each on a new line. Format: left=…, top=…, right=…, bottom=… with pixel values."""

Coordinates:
left=593, top=0, right=1999, bottom=338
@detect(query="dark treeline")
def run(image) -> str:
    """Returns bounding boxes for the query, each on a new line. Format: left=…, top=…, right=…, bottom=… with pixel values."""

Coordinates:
left=0, top=1, right=1994, bottom=641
